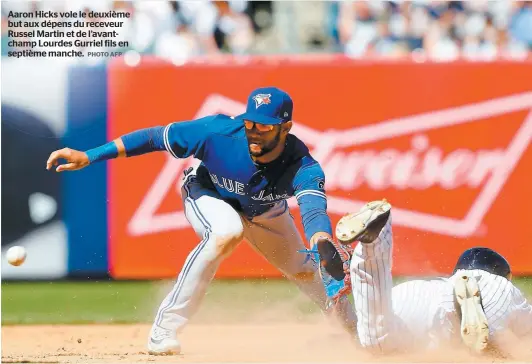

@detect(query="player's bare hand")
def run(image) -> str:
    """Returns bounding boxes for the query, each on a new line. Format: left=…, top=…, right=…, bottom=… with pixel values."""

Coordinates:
left=46, top=148, right=90, bottom=172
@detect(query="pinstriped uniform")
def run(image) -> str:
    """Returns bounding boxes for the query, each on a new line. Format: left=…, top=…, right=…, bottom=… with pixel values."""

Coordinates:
left=351, top=212, right=532, bottom=353
left=451, top=269, right=532, bottom=340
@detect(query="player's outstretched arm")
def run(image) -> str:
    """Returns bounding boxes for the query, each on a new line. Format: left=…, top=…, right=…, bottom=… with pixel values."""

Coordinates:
left=46, top=126, right=167, bottom=172
left=47, top=116, right=216, bottom=172
left=293, top=161, right=351, bottom=282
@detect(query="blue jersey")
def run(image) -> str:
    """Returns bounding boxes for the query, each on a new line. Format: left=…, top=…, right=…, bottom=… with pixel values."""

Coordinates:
left=162, top=114, right=332, bottom=241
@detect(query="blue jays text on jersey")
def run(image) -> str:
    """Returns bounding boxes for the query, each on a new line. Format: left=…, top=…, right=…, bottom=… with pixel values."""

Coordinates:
left=121, top=114, right=332, bottom=241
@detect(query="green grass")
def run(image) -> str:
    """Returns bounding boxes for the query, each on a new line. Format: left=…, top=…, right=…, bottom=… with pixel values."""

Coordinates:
left=2, top=277, right=532, bottom=325
left=0, top=279, right=318, bottom=325
left=2, top=280, right=158, bottom=325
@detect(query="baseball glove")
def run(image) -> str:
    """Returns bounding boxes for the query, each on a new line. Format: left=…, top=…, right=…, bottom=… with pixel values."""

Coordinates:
left=316, top=237, right=354, bottom=304
left=316, top=236, right=352, bottom=281
left=299, top=236, right=353, bottom=303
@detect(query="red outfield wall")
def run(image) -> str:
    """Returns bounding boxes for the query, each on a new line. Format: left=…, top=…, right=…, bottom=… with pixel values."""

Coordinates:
left=107, top=58, right=532, bottom=279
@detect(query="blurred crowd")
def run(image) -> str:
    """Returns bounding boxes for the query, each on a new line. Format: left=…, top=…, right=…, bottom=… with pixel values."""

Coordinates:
left=333, top=0, right=532, bottom=60
left=2, top=0, right=531, bottom=62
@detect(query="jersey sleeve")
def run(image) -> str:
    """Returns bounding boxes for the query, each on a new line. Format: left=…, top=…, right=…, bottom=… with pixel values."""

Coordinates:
left=292, top=160, right=332, bottom=242
left=163, top=115, right=217, bottom=159
left=508, top=285, right=532, bottom=337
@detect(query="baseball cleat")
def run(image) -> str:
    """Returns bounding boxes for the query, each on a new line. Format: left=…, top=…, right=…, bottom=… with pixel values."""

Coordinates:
left=336, top=199, right=391, bottom=244
left=147, top=327, right=181, bottom=355
left=454, top=273, right=489, bottom=354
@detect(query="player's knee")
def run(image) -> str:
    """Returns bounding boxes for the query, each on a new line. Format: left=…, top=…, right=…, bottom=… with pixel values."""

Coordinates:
left=211, top=223, right=244, bottom=259
left=213, top=222, right=244, bottom=243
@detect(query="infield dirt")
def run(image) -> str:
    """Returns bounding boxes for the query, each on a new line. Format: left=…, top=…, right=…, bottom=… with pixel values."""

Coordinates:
left=3, top=321, right=532, bottom=363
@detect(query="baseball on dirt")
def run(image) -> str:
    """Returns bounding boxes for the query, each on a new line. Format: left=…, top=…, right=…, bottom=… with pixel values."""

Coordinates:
left=6, top=246, right=27, bottom=266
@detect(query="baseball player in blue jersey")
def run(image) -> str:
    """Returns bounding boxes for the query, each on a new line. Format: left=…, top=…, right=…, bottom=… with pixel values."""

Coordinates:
left=46, top=87, right=356, bottom=355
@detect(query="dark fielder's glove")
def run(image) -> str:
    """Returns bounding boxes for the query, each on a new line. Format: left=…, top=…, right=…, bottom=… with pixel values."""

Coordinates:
left=298, top=237, right=353, bottom=303
left=316, top=236, right=352, bottom=281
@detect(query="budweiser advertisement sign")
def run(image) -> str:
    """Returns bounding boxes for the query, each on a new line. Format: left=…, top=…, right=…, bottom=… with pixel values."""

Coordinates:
left=107, top=58, right=532, bottom=278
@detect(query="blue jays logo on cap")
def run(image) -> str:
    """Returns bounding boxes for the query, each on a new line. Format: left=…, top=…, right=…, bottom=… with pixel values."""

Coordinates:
left=237, top=87, right=293, bottom=125
left=252, top=94, right=271, bottom=109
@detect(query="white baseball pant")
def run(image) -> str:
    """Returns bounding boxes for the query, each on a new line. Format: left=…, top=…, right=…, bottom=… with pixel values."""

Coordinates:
left=350, top=208, right=532, bottom=354
left=152, top=171, right=354, bottom=334
left=350, top=210, right=456, bottom=353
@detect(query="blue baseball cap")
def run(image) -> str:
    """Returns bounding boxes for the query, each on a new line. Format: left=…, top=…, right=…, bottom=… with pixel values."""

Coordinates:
left=237, top=87, right=293, bottom=125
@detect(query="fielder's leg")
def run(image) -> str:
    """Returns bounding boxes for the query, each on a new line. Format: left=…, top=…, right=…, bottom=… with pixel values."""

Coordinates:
left=243, top=202, right=358, bottom=337
left=339, top=200, right=399, bottom=354
left=148, top=174, right=245, bottom=355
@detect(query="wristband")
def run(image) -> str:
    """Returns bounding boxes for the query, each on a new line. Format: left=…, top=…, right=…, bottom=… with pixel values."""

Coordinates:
left=85, top=141, right=119, bottom=164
